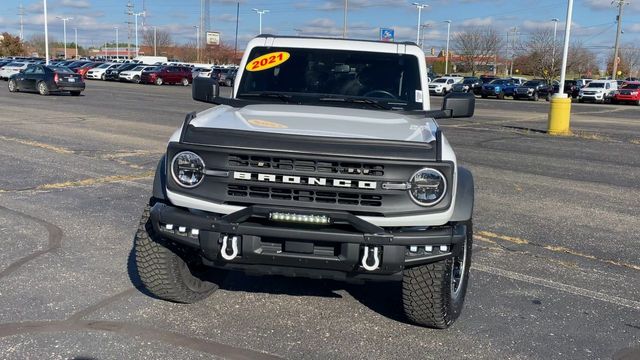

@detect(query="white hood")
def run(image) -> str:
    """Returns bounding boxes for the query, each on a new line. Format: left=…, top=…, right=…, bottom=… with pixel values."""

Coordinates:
left=187, top=104, right=437, bottom=143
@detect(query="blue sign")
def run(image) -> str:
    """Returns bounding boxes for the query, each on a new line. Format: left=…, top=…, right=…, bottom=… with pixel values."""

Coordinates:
left=380, top=28, right=394, bottom=42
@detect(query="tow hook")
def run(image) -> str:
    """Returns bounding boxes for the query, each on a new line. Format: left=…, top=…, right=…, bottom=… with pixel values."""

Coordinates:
left=220, top=235, right=239, bottom=261
left=361, top=246, right=381, bottom=271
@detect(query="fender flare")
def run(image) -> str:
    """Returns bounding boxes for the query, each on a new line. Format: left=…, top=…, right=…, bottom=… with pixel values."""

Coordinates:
left=451, top=166, right=474, bottom=222
left=151, top=155, right=168, bottom=203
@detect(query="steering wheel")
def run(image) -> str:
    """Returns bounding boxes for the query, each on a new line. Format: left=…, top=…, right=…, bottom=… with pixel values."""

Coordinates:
left=363, top=90, right=397, bottom=99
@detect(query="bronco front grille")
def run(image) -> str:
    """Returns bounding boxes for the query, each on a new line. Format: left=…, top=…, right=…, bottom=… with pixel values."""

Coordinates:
left=228, top=154, right=384, bottom=176
left=227, top=185, right=383, bottom=207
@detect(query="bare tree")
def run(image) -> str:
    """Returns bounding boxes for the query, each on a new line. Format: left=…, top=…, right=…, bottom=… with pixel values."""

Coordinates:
left=619, top=44, right=640, bottom=78
left=567, top=41, right=598, bottom=78
left=142, top=28, right=173, bottom=56
left=516, top=28, right=561, bottom=83
left=453, top=26, right=503, bottom=76
left=27, top=33, right=57, bottom=57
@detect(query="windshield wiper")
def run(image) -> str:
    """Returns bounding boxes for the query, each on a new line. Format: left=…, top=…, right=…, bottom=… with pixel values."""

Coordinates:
left=318, top=96, right=392, bottom=110
left=239, top=92, right=293, bottom=103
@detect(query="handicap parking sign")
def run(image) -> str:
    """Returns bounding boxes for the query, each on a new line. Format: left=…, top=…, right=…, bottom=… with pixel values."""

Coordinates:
left=380, top=28, right=394, bottom=42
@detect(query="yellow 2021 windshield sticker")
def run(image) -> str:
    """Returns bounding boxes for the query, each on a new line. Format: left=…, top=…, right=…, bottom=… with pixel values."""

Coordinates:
left=246, top=52, right=290, bottom=72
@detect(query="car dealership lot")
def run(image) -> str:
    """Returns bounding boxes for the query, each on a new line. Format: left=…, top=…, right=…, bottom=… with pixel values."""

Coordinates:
left=0, top=81, right=639, bottom=359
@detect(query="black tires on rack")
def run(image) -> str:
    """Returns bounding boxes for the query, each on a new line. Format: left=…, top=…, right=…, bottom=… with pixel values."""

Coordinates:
left=402, top=221, right=473, bottom=329
left=134, top=204, right=225, bottom=303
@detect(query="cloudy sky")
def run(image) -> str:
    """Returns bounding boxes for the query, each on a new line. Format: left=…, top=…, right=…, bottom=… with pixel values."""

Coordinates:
left=2, top=0, right=640, bottom=57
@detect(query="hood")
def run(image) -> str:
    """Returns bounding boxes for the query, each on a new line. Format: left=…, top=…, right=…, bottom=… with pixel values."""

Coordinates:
left=189, top=104, right=437, bottom=143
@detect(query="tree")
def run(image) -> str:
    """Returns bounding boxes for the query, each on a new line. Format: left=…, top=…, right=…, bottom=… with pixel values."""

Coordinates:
left=619, top=44, right=640, bottom=78
left=0, top=32, right=25, bottom=56
left=453, top=26, right=503, bottom=76
left=27, top=34, right=57, bottom=57
left=516, top=28, right=560, bottom=82
left=566, top=42, right=598, bottom=78
left=142, top=28, right=173, bottom=56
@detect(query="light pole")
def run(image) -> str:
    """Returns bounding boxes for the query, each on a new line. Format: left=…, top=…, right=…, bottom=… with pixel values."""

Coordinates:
left=412, top=3, right=429, bottom=45
left=43, top=0, right=49, bottom=64
left=444, top=20, right=451, bottom=75
left=551, top=18, right=559, bottom=72
left=547, top=0, right=574, bottom=136
left=252, top=9, right=269, bottom=34
left=193, top=25, right=200, bottom=62
left=114, top=27, right=119, bottom=61
left=134, top=11, right=145, bottom=58
left=153, top=26, right=157, bottom=56
left=56, top=16, right=72, bottom=59
left=74, top=28, right=78, bottom=59
left=343, top=0, right=348, bottom=38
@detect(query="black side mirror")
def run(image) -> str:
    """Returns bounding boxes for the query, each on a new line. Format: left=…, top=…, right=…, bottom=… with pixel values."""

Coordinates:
left=192, top=76, right=220, bottom=103
left=442, top=92, right=475, bottom=118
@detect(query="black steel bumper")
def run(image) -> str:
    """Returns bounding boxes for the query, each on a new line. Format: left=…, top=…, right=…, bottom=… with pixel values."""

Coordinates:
left=149, top=202, right=467, bottom=281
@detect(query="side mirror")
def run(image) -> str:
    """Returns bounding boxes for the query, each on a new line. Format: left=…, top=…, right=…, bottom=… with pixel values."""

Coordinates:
left=192, top=76, right=220, bottom=103
left=442, top=92, right=475, bottom=118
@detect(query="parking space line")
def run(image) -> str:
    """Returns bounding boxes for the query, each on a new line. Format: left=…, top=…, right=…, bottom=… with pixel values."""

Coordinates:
left=0, top=172, right=154, bottom=193
left=472, top=263, right=640, bottom=310
left=0, top=135, right=73, bottom=154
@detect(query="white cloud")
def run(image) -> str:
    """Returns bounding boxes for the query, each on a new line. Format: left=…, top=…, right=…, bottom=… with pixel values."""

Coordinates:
left=460, top=17, right=494, bottom=27
left=58, top=0, right=91, bottom=9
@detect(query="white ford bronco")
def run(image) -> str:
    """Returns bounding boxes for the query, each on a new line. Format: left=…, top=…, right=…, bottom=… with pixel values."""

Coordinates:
left=134, top=35, right=476, bottom=328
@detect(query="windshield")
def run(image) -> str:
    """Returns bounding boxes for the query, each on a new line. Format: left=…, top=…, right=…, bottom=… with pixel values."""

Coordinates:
left=7, top=62, right=25, bottom=67
left=132, top=66, right=146, bottom=71
left=237, top=47, right=423, bottom=110
left=463, top=79, right=477, bottom=84
left=523, top=81, right=541, bottom=86
left=433, top=79, right=447, bottom=83
left=623, top=83, right=640, bottom=89
left=96, top=63, right=110, bottom=69
left=489, top=79, right=510, bottom=85
left=49, top=66, right=74, bottom=73
left=586, top=83, right=605, bottom=88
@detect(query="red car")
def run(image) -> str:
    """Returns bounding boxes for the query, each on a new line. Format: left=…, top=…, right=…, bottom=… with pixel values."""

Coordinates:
left=612, top=82, right=640, bottom=105
left=76, top=62, right=100, bottom=78
left=140, top=66, right=192, bottom=86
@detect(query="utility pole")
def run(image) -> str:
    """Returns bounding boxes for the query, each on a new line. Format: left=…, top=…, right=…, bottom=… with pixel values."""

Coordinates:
left=134, top=11, right=145, bottom=58
left=412, top=3, right=429, bottom=45
left=56, top=16, right=72, bottom=59
left=444, top=20, right=451, bottom=75
left=18, top=1, right=25, bottom=40
left=611, top=0, right=627, bottom=80
left=420, top=24, right=431, bottom=51
left=252, top=9, right=269, bottom=34
left=126, top=1, right=134, bottom=59
left=44, top=0, right=50, bottom=64
left=115, top=27, right=119, bottom=60
left=153, top=26, right=157, bottom=56
left=343, top=0, right=348, bottom=38
left=234, top=2, right=240, bottom=59
left=509, top=27, right=518, bottom=76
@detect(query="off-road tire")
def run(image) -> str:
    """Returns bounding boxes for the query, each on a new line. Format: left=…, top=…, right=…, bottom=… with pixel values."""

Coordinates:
left=37, top=81, right=50, bottom=96
left=134, top=205, right=222, bottom=303
left=8, top=79, right=18, bottom=92
left=402, top=221, right=473, bottom=328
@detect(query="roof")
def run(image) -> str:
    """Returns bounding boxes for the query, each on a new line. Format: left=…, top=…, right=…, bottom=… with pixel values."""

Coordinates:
left=256, top=34, right=418, bottom=47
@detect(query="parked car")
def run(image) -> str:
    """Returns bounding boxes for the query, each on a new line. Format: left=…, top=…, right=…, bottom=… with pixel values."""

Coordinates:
left=7, top=65, right=85, bottom=96
left=481, top=78, right=515, bottom=99
left=452, top=77, right=482, bottom=94
left=502, top=77, right=527, bottom=98
left=119, top=65, right=157, bottom=83
left=612, top=82, right=640, bottom=105
left=575, top=79, right=592, bottom=88
left=578, top=80, right=618, bottom=103
left=75, top=62, right=100, bottom=78
left=513, top=79, right=550, bottom=101
left=86, top=63, right=120, bottom=80
left=140, top=66, right=193, bottom=86
left=105, top=63, right=139, bottom=81
left=0, top=62, right=29, bottom=80
left=428, top=76, right=463, bottom=96
left=561, top=80, right=580, bottom=99
left=479, top=75, right=499, bottom=84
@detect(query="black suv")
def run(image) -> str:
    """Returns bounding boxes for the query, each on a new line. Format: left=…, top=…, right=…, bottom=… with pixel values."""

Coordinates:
left=452, top=77, right=482, bottom=94
left=513, top=79, right=550, bottom=101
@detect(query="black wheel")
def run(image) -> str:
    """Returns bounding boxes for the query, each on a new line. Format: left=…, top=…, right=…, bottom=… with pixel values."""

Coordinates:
left=101, top=73, right=106, bottom=80
left=497, top=92, right=505, bottom=100
left=134, top=204, right=224, bottom=303
left=513, top=95, right=519, bottom=100
left=155, top=77, right=164, bottom=86
left=70, top=91, right=81, bottom=96
left=8, top=79, right=18, bottom=92
left=578, top=98, right=584, bottom=103
left=532, top=92, right=539, bottom=101
left=402, top=221, right=473, bottom=328
left=37, top=81, right=50, bottom=96
left=133, top=75, right=140, bottom=84
left=481, top=94, right=487, bottom=99
left=636, top=100, right=640, bottom=106
left=181, top=78, right=190, bottom=86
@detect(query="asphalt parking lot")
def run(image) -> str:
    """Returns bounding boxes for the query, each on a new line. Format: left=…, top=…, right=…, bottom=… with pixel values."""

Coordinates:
left=0, top=80, right=639, bottom=360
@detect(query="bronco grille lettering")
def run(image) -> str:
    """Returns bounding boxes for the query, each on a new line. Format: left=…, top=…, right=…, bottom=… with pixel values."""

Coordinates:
left=233, top=171, right=377, bottom=189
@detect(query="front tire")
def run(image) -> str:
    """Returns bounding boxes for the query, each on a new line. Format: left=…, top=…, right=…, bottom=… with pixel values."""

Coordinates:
left=101, top=73, right=106, bottom=80
left=155, top=77, right=164, bottom=86
left=8, top=79, right=18, bottom=92
left=402, top=221, right=473, bottom=328
left=134, top=205, right=223, bottom=303
left=532, top=92, right=539, bottom=101
left=497, top=92, right=505, bottom=100
left=133, top=75, right=140, bottom=84
left=181, top=78, right=190, bottom=86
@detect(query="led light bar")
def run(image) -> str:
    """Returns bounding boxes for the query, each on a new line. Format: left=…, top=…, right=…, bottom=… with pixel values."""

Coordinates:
left=269, top=212, right=331, bottom=225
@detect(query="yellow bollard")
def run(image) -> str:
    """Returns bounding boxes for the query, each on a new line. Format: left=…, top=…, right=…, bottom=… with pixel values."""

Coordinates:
left=547, top=95, right=572, bottom=135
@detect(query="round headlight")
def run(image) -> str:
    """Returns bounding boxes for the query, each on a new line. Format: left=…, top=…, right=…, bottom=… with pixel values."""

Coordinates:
left=171, top=151, right=205, bottom=188
left=409, top=168, right=447, bottom=206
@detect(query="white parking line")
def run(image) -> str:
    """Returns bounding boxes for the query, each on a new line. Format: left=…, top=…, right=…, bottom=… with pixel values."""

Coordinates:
left=473, top=263, right=640, bottom=310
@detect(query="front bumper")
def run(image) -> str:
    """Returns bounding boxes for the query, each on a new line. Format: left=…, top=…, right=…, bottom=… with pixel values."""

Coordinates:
left=614, top=95, right=640, bottom=102
left=429, top=87, right=445, bottom=94
left=150, top=202, right=466, bottom=281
